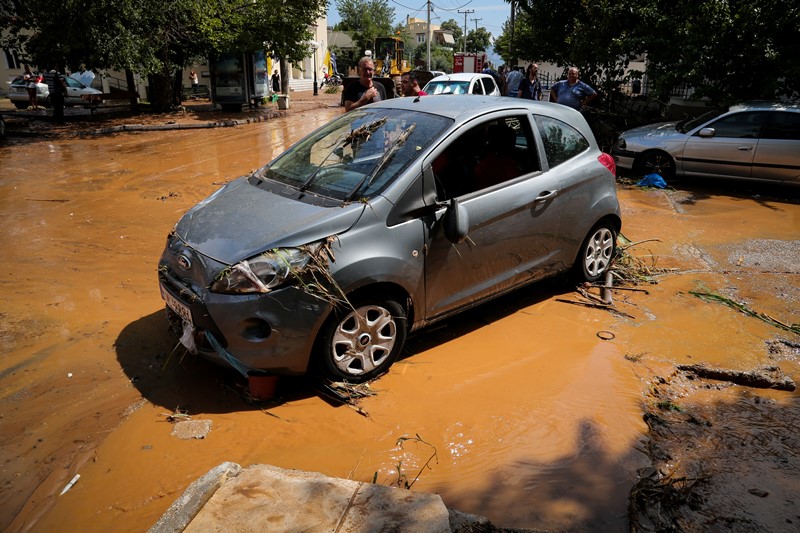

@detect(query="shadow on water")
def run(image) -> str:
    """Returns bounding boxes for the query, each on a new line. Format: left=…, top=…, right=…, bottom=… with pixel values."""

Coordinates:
left=435, top=418, right=646, bottom=532
left=116, top=275, right=575, bottom=414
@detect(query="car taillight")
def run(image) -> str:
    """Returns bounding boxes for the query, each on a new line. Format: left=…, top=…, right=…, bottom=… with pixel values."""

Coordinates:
left=35, top=75, right=44, bottom=83
left=598, top=152, right=616, bottom=176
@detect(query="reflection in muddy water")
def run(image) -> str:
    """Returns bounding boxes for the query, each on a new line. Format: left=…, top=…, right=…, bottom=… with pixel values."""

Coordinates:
left=2, top=104, right=799, bottom=532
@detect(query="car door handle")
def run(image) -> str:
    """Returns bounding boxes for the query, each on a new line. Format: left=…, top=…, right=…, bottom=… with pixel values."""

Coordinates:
left=737, top=146, right=753, bottom=151
left=535, top=190, right=558, bottom=201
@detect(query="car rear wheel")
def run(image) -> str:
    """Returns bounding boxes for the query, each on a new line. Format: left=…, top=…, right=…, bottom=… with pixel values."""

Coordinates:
left=318, top=297, right=407, bottom=383
left=638, top=150, right=675, bottom=180
left=574, top=221, right=617, bottom=282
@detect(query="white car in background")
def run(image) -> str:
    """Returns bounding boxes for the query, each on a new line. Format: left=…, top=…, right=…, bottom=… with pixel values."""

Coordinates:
left=423, top=73, right=501, bottom=97
left=7, top=72, right=103, bottom=109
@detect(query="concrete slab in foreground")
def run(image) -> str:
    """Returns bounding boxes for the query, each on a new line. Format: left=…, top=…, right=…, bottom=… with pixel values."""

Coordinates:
left=148, top=462, right=486, bottom=533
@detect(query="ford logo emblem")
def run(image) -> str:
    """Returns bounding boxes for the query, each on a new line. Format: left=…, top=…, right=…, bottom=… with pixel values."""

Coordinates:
left=177, top=254, right=192, bottom=270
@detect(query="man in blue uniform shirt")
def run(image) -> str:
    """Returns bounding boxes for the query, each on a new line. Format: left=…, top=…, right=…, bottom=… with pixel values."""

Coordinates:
left=551, top=67, right=597, bottom=111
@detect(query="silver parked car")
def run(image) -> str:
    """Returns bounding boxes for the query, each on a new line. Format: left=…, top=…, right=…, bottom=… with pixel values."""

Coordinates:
left=159, top=96, right=621, bottom=382
left=613, top=101, right=800, bottom=184
left=423, top=73, right=501, bottom=96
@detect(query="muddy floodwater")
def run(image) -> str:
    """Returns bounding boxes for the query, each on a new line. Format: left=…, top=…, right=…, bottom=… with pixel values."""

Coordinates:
left=1, top=97, right=799, bottom=532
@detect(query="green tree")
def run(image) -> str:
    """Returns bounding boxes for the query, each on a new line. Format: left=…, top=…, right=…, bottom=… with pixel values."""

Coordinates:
left=0, top=0, right=326, bottom=110
left=640, top=0, right=800, bottom=101
left=334, top=0, right=395, bottom=52
left=440, top=19, right=463, bottom=51
left=500, top=0, right=800, bottom=102
left=466, top=27, right=491, bottom=54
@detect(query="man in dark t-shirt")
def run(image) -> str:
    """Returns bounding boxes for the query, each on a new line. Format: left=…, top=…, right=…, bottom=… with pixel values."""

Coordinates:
left=343, top=57, right=386, bottom=112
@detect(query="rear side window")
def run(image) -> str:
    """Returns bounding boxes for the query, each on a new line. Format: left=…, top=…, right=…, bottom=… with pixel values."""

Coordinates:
left=535, top=116, right=590, bottom=168
left=481, top=77, right=497, bottom=94
left=761, top=111, right=800, bottom=140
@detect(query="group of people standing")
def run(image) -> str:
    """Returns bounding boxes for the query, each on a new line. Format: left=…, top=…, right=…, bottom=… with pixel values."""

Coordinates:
left=21, top=64, right=69, bottom=120
left=342, top=55, right=597, bottom=114
left=343, top=56, right=427, bottom=112
left=502, top=64, right=597, bottom=111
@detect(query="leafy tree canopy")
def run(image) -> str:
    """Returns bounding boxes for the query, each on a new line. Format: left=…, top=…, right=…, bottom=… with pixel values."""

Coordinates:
left=1, top=0, right=326, bottom=109
left=333, top=0, right=395, bottom=52
left=466, top=27, right=491, bottom=54
left=497, top=0, right=800, bottom=102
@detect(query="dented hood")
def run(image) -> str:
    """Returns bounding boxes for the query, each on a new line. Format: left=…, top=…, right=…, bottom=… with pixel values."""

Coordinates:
left=175, top=177, right=366, bottom=264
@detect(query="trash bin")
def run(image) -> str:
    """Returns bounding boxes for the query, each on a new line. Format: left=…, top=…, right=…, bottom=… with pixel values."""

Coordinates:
left=277, top=94, right=289, bottom=110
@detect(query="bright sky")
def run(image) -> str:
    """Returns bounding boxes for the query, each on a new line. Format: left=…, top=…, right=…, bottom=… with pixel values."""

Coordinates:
left=327, top=1, right=513, bottom=41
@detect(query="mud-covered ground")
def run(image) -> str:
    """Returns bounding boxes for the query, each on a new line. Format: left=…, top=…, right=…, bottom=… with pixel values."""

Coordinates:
left=1, top=91, right=798, bottom=532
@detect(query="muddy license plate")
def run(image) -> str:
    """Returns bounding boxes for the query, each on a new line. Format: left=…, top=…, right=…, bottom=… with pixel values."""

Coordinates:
left=160, top=284, right=193, bottom=325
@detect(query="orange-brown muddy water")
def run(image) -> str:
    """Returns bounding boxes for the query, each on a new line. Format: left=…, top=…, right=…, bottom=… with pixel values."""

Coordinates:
left=1, top=94, right=799, bottom=532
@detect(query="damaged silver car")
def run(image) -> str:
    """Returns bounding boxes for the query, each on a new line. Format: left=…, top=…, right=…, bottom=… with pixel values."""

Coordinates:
left=158, top=95, right=621, bottom=382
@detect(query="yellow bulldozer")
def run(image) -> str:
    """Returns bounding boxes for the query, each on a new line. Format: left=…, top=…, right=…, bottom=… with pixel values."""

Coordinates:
left=341, top=36, right=410, bottom=101
left=373, top=36, right=409, bottom=78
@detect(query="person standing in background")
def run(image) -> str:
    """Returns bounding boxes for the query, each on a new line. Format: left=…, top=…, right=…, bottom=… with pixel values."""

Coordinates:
left=23, top=65, right=39, bottom=109
left=400, top=71, right=427, bottom=97
left=505, top=66, right=523, bottom=97
left=551, top=67, right=597, bottom=111
left=343, top=57, right=386, bottom=112
left=271, top=69, right=280, bottom=93
left=190, top=70, right=199, bottom=92
left=49, top=67, right=68, bottom=122
left=518, top=64, right=542, bottom=100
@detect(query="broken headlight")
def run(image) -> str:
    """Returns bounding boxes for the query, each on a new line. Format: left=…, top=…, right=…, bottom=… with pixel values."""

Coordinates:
left=210, top=248, right=312, bottom=294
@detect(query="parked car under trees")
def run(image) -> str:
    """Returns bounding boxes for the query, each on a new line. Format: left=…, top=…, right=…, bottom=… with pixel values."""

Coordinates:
left=613, top=101, right=800, bottom=184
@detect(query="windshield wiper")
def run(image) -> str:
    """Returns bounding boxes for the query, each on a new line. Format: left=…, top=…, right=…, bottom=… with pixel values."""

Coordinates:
left=344, top=123, right=416, bottom=202
left=298, top=117, right=388, bottom=193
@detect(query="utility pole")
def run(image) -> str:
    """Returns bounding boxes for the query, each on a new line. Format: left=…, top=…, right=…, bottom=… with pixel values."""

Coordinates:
left=472, top=17, right=482, bottom=32
left=427, top=0, right=432, bottom=70
left=458, top=9, right=473, bottom=53
left=510, top=0, right=516, bottom=65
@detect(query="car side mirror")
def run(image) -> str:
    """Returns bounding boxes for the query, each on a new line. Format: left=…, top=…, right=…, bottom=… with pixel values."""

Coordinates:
left=698, top=127, right=716, bottom=138
left=443, top=198, right=469, bottom=244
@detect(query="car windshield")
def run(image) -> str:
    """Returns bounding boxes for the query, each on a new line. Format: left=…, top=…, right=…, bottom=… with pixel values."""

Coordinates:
left=678, top=108, right=728, bottom=133
left=425, top=81, right=470, bottom=95
left=258, top=108, right=451, bottom=201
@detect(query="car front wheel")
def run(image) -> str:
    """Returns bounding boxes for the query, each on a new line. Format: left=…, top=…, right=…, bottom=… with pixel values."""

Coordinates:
left=575, top=222, right=617, bottom=282
left=318, top=298, right=407, bottom=383
left=638, top=150, right=675, bottom=180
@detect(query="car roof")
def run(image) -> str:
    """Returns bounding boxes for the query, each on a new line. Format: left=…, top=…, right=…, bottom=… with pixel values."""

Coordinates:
left=366, top=94, right=585, bottom=125
left=729, top=100, right=800, bottom=112
left=427, top=73, right=491, bottom=83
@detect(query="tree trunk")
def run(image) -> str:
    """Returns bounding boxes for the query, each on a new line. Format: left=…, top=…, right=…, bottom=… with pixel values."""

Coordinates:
left=125, top=69, right=139, bottom=111
left=280, top=58, right=289, bottom=94
left=148, top=72, right=178, bottom=112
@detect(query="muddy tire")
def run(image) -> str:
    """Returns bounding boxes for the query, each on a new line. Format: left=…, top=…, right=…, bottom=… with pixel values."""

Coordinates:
left=637, top=150, right=675, bottom=181
left=318, top=297, right=407, bottom=383
left=574, top=221, right=617, bottom=283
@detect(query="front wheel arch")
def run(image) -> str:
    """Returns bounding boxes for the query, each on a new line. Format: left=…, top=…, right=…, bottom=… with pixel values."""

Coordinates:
left=314, top=290, right=409, bottom=383
left=636, top=150, right=676, bottom=181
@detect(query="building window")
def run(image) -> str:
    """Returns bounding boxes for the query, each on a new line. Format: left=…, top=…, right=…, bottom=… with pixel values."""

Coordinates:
left=4, top=49, right=22, bottom=70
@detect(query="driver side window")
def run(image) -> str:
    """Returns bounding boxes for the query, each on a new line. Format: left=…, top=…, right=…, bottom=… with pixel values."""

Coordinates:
left=432, top=116, right=539, bottom=200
